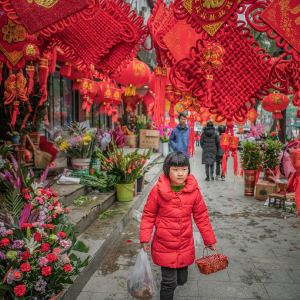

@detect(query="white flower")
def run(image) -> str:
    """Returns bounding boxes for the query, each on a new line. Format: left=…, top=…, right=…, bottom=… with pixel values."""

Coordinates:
left=31, top=182, right=43, bottom=192
left=24, top=238, right=40, bottom=254
left=54, top=136, right=62, bottom=142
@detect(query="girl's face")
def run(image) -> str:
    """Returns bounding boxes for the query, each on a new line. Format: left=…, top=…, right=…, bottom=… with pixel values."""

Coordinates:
left=169, top=166, right=189, bottom=186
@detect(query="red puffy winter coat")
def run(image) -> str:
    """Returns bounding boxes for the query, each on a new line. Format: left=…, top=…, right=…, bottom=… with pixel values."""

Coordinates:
left=140, top=174, right=216, bottom=269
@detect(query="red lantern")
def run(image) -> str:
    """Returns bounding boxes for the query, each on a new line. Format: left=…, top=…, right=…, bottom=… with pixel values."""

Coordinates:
left=114, top=59, right=151, bottom=96
left=262, top=92, right=289, bottom=120
left=86, top=80, right=98, bottom=113
left=247, top=108, right=259, bottom=126
left=143, top=91, right=155, bottom=118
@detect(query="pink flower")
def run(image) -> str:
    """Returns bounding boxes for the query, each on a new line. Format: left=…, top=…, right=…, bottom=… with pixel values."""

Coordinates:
left=32, top=222, right=40, bottom=227
left=65, top=208, right=70, bottom=214
left=6, top=229, right=13, bottom=235
left=42, top=233, right=48, bottom=237
left=36, top=197, right=44, bottom=204
left=48, top=205, right=53, bottom=210
left=38, top=257, right=48, bottom=267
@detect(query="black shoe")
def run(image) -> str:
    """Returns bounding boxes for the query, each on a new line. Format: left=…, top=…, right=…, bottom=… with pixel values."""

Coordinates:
left=211, top=176, right=214, bottom=180
left=205, top=176, right=210, bottom=181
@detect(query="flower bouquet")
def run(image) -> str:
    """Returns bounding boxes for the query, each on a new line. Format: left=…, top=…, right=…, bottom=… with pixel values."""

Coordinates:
left=54, top=122, right=96, bottom=159
left=97, top=142, right=152, bottom=201
left=158, top=126, right=171, bottom=143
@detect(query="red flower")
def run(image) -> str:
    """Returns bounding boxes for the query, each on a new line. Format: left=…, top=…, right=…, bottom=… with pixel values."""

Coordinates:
left=52, top=193, right=58, bottom=197
left=21, top=251, right=30, bottom=260
left=41, top=189, right=47, bottom=194
left=47, top=188, right=53, bottom=192
left=128, top=169, right=132, bottom=174
left=126, top=240, right=132, bottom=243
left=57, top=232, right=66, bottom=239
left=24, top=195, right=31, bottom=200
left=31, top=204, right=33, bottom=210
left=46, top=253, right=57, bottom=263
left=41, top=266, right=52, bottom=277
left=0, top=238, right=10, bottom=246
left=53, top=201, right=59, bottom=206
left=65, top=208, right=70, bottom=214
left=270, top=132, right=276, bottom=137
left=21, top=223, right=32, bottom=229
left=63, top=264, right=72, bottom=273
left=34, top=233, right=41, bottom=242
left=20, top=263, right=31, bottom=272
left=43, top=224, right=54, bottom=230
left=14, top=285, right=26, bottom=297
left=47, top=194, right=52, bottom=199
left=41, top=243, right=50, bottom=252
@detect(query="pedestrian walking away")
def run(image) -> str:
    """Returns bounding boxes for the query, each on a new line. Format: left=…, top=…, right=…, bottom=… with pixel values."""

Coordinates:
left=169, top=113, right=190, bottom=157
left=140, top=151, right=217, bottom=300
left=216, top=125, right=227, bottom=181
left=195, top=132, right=201, bottom=147
left=200, top=120, right=218, bottom=181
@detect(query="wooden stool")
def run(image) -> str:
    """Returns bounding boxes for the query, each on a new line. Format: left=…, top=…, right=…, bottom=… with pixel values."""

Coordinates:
left=268, top=183, right=287, bottom=209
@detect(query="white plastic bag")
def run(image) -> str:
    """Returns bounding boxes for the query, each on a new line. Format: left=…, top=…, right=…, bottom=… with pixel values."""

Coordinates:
left=127, top=248, right=157, bottom=300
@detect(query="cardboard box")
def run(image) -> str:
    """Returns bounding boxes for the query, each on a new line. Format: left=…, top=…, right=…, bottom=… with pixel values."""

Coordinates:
left=125, top=135, right=138, bottom=148
left=255, top=180, right=276, bottom=201
left=139, top=129, right=160, bottom=150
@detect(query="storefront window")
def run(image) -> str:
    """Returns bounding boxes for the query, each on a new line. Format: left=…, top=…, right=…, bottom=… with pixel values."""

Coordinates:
left=47, top=66, right=73, bottom=128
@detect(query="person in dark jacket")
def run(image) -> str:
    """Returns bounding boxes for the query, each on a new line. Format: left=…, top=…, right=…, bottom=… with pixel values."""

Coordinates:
left=216, top=125, right=226, bottom=181
left=200, top=121, right=218, bottom=181
left=169, top=113, right=190, bottom=156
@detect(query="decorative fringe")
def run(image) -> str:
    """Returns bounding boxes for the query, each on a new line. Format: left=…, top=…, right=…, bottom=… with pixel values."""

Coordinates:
left=105, top=103, right=112, bottom=116
left=37, top=58, right=49, bottom=120
left=112, top=107, right=118, bottom=123
left=99, top=104, right=105, bottom=114
left=59, top=62, right=72, bottom=78
left=27, top=64, right=35, bottom=95
left=276, top=166, right=280, bottom=178
left=73, top=79, right=81, bottom=91
left=222, top=151, right=229, bottom=176
left=233, top=151, right=238, bottom=176
left=86, top=98, right=93, bottom=113
left=276, top=120, right=281, bottom=131
left=11, top=101, right=20, bottom=127
left=82, top=96, right=88, bottom=110
left=125, top=84, right=136, bottom=96
left=187, top=127, right=195, bottom=158
left=240, top=166, right=244, bottom=177
left=49, top=47, right=57, bottom=74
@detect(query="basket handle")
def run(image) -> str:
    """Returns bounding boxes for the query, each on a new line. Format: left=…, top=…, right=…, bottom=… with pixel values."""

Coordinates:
left=203, top=246, right=218, bottom=257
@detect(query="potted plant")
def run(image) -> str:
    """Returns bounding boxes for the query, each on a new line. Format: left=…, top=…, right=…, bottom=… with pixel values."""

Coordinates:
left=240, top=141, right=262, bottom=196
left=98, top=142, right=152, bottom=202
left=6, top=126, right=20, bottom=144
left=55, top=122, right=96, bottom=176
left=262, top=140, right=283, bottom=181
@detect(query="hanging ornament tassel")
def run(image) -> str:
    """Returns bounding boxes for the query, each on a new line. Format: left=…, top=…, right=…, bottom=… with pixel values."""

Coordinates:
left=255, top=165, right=263, bottom=186
left=0, top=62, right=3, bottom=86
left=153, top=66, right=162, bottom=125
left=222, top=151, right=229, bottom=176
left=240, top=166, right=244, bottom=177
left=99, top=104, right=106, bottom=114
left=27, top=64, right=35, bottom=95
left=38, top=58, right=49, bottom=105
left=105, top=103, right=113, bottom=116
left=49, top=47, right=57, bottom=74
left=276, top=120, right=281, bottom=131
left=161, top=67, right=167, bottom=126
left=60, top=62, right=72, bottom=78
left=125, top=84, right=136, bottom=96
left=86, top=98, right=93, bottom=113
left=11, top=101, right=20, bottom=127
left=112, top=107, right=118, bottom=123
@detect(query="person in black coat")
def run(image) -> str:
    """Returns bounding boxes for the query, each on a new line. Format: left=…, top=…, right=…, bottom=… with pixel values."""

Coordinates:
left=200, top=121, right=218, bottom=181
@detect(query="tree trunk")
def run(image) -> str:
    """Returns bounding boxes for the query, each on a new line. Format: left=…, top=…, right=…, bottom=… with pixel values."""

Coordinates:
left=278, top=109, right=287, bottom=144
left=270, top=119, right=277, bottom=133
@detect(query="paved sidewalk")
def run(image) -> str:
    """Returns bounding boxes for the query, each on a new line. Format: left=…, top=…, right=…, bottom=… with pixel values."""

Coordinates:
left=77, top=147, right=300, bottom=300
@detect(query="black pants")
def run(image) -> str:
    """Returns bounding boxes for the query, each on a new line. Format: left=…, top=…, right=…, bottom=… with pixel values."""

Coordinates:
left=160, top=266, right=188, bottom=300
left=216, top=155, right=223, bottom=176
left=205, top=164, right=214, bottom=177
left=196, top=140, right=200, bottom=147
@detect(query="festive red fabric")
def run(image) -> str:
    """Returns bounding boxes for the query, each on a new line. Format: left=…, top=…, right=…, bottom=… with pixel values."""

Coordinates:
left=8, top=0, right=88, bottom=34
left=140, top=174, right=216, bottom=268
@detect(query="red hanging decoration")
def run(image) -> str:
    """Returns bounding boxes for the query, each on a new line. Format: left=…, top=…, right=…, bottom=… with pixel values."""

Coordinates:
left=229, top=136, right=239, bottom=177
left=11, top=101, right=20, bottom=127
left=143, top=91, right=155, bottom=119
left=186, top=112, right=196, bottom=157
left=80, top=79, right=90, bottom=111
left=220, top=133, right=230, bottom=176
left=86, top=80, right=98, bottom=113
left=37, top=58, right=49, bottom=105
left=0, top=62, right=3, bottom=86
left=247, top=108, right=259, bottom=126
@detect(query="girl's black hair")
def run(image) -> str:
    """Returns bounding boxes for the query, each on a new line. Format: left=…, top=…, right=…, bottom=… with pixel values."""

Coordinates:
left=163, top=151, right=190, bottom=178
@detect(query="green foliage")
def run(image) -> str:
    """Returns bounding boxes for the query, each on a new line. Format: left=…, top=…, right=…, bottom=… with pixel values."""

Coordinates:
left=282, top=203, right=297, bottom=214
left=98, top=209, right=122, bottom=220
left=262, top=141, right=283, bottom=170
left=240, top=141, right=262, bottom=170
left=0, top=188, right=24, bottom=220
left=0, top=145, right=13, bottom=159
left=79, top=173, right=116, bottom=192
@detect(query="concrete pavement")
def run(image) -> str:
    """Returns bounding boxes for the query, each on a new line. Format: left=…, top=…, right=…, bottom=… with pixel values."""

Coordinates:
left=76, top=147, right=300, bottom=300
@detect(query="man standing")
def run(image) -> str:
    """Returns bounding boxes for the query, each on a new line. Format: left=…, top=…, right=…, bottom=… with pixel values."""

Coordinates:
left=169, top=113, right=190, bottom=156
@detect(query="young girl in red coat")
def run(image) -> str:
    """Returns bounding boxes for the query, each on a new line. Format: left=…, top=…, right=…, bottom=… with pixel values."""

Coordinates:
left=140, top=151, right=217, bottom=300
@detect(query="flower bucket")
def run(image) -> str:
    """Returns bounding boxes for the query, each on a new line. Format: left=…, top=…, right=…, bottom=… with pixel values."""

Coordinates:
left=137, top=176, right=144, bottom=193
left=12, top=135, right=20, bottom=144
left=162, top=142, right=169, bottom=158
left=264, top=169, right=276, bottom=182
left=244, top=170, right=256, bottom=196
left=158, top=140, right=163, bottom=153
left=27, top=132, right=40, bottom=150
left=115, top=183, right=134, bottom=202
left=71, top=158, right=91, bottom=176
left=90, top=158, right=101, bottom=175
